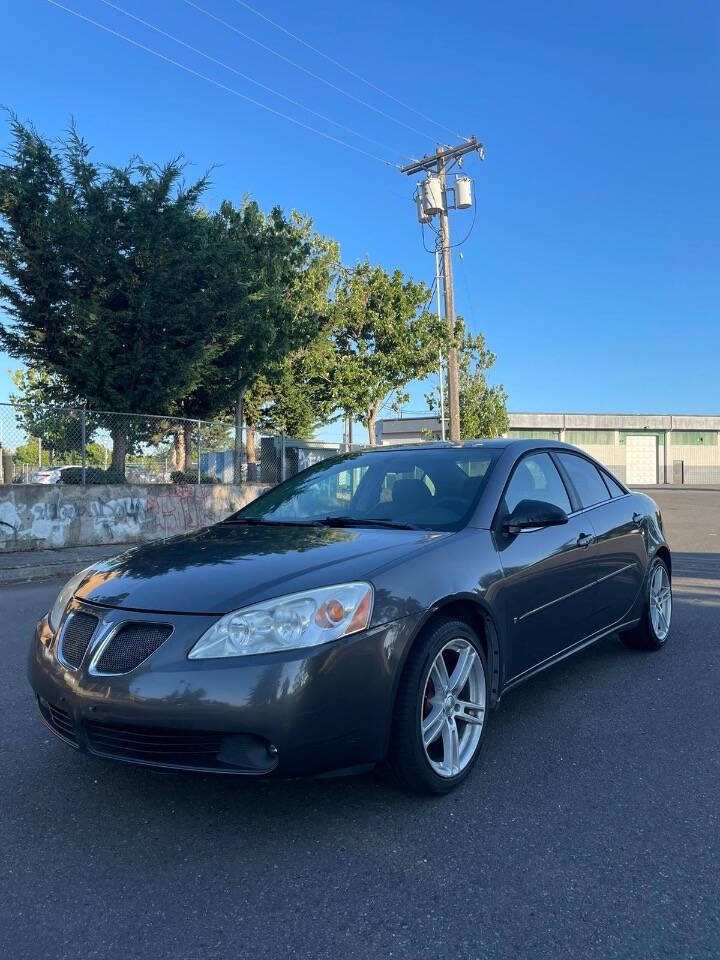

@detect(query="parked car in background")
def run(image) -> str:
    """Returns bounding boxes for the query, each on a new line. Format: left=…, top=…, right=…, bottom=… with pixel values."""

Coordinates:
left=31, top=465, right=83, bottom=484
left=29, top=440, right=672, bottom=795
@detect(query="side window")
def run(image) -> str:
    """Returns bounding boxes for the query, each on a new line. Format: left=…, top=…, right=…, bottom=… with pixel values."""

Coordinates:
left=557, top=453, right=610, bottom=508
left=602, top=471, right=626, bottom=498
left=501, top=453, right=571, bottom=518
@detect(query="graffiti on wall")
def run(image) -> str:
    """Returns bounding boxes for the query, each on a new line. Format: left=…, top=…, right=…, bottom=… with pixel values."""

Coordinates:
left=0, top=484, right=264, bottom=552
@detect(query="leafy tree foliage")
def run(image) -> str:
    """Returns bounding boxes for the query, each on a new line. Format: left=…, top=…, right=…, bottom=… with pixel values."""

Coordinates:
left=0, top=116, right=509, bottom=474
left=9, top=368, right=96, bottom=461
left=0, top=118, right=226, bottom=476
left=0, top=119, right=336, bottom=480
left=331, top=261, right=444, bottom=445
left=243, top=334, right=337, bottom=442
left=426, top=319, right=509, bottom=439
left=200, top=204, right=336, bottom=476
left=12, top=439, right=48, bottom=469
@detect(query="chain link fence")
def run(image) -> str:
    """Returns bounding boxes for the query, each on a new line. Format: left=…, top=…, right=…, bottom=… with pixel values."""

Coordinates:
left=0, top=403, right=340, bottom=486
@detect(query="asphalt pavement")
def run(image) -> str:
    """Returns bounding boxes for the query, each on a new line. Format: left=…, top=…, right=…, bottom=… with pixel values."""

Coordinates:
left=2, top=489, right=719, bottom=959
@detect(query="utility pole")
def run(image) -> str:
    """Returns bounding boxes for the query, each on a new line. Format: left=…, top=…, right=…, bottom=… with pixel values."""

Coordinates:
left=401, top=136, right=484, bottom=444
left=437, top=148, right=460, bottom=442
left=343, top=413, right=354, bottom=451
left=434, top=247, right=446, bottom=442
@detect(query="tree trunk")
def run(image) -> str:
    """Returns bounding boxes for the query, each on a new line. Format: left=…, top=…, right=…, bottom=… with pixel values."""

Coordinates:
left=233, top=379, right=247, bottom=484
left=366, top=401, right=382, bottom=447
left=109, top=424, right=128, bottom=480
left=246, top=425, right=257, bottom=465
left=182, top=422, right=193, bottom=472
left=172, top=430, right=185, bottom=472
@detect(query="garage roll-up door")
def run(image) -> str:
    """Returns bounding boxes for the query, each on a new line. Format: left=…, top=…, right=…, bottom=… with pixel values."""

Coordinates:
left=626, top=434, right=657, bottom=484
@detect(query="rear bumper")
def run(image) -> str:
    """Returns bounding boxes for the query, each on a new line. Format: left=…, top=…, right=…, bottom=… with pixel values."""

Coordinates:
left=28, top=605, right=418, bottom=778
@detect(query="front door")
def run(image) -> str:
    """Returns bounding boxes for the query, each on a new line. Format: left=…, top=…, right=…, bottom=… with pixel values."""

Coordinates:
left=493, top=452, right=600, bottom=681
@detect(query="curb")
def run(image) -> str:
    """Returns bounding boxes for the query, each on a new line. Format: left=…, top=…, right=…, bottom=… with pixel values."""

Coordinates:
left=0, top=560, right=92, bottom=586
left=0, top=545, right=125, bottom=587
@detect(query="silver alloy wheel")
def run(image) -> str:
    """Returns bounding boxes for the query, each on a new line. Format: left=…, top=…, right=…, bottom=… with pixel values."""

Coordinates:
left=420, top=638, right=486, bottom=778
left=650, top=563, right=672, bottom=641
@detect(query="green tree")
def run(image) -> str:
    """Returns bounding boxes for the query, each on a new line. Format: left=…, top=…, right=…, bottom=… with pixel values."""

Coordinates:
left=0, top=117, right=227, bottom=478
left=84, top=442, right=111, bottom=467
left=244, top=335, right=337, bottom=441
left=426, top=320, right=509, bottom=439
left=9, top=368, right=97, bottom=465
left=193, top=206, right=337, bottom=474
left=331, top=261, right=445, bottom=445
left=13, top=439, right=47, bottom=469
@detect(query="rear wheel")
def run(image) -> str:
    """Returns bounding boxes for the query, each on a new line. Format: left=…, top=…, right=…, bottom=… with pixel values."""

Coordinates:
left=620, top=556, right=672, bottom=651
left=382, top=617, right=488, bottom=795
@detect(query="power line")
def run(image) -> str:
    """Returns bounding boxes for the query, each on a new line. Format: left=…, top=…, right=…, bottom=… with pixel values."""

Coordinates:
left=231, top=0, right=466, bottom=142
left=47, top=1, right=397, bottom=167
left=448, top=192, right=478, bottom=249
left=94, top=0, right=400, bottom=157
left=183, top=0, right=437, bottom=146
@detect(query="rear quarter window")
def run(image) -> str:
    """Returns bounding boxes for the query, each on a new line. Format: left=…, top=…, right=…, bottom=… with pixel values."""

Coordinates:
left=602, top=471, right=626, bottom=497
left=557, top=453, right=610, bottom=508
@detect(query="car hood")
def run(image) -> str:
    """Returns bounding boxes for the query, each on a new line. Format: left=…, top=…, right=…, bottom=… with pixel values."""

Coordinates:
left=74, top=522, right=445, bottom=615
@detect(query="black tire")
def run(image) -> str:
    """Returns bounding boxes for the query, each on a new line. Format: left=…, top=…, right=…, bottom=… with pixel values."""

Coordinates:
left=620, top=556, right=672, bottom=651
left=380, top=617, right=489, bottom=796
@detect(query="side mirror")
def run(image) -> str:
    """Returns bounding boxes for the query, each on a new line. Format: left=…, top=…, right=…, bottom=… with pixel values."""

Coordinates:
left=503, top=499, right=569, bottom=535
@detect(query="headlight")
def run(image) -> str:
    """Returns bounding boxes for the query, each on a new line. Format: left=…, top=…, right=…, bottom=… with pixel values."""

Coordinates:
left=188, top=582, right=374, bottom=659
left=48, top=566, right=94, bottom=632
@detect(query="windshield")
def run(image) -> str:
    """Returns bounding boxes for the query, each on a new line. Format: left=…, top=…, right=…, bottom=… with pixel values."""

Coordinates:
left=229, top=447, right=498, bottom=532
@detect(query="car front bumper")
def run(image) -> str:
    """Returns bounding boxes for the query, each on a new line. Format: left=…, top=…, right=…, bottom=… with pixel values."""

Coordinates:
left=28, top=601, right=418, bottom=778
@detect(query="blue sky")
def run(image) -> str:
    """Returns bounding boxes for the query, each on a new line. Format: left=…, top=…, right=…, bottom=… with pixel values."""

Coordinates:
left=2, top=0, right=719, bottom=442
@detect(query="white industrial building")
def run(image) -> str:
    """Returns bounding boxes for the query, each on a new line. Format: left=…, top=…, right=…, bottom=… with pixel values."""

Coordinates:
left=374, top=413, right=720, bottom=485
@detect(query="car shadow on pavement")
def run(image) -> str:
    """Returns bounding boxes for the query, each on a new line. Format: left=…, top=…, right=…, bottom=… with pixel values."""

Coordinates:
left=671, top=551, right=720, bottom=608
left=18, top=554, right=715, bottom=823
left=35, top=629, right=654, bottom=820
left=672, top=551, right=720, bottom=576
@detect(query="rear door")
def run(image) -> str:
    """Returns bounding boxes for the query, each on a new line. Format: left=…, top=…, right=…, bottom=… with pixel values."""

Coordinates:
left=555, top=453, right=646, bottom=633
left=493, top=452, right=600, bottom=681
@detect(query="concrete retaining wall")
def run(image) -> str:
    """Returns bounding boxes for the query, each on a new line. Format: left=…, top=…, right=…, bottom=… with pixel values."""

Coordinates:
left=0, top=483, right=269, bottom=554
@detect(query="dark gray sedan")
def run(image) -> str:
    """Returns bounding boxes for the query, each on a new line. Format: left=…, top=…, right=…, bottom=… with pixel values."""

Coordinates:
left=29, top=440, right=672, bottom=795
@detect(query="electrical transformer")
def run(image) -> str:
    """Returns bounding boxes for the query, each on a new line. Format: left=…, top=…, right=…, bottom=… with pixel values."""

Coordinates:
left=454, top=175, right=473, bottom=209
left=422, top=175, right=445, bottom=215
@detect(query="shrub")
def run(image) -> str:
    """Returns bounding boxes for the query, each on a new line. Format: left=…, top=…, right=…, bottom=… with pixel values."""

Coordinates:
left=170, top=470, right=220, bottom=484
left=57, top=467, right=126, bottom=484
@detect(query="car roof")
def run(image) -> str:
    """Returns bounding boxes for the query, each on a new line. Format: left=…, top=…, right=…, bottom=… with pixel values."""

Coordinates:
left=362, top=439, right=580, bottom=453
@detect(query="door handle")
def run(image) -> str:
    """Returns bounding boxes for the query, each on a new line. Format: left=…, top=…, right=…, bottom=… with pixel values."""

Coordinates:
left=577, top=532, right=594, bottom=549
left=632, top=512, right=643, bottom=526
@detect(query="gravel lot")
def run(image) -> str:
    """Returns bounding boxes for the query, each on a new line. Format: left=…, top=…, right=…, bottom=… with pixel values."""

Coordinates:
left=2, top=488, right=719, bottom=959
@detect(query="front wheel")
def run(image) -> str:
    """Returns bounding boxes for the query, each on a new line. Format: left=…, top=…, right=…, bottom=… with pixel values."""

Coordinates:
left=382, top=617, right=488, bottom=795
left=620, top=556, right=672, bottom=651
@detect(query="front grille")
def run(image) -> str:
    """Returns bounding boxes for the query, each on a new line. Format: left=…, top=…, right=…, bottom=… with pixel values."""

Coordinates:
left=94, top=623, right=173, bottom=674
left=85, top=720, right=224, bottom=768
left=59, top=611, right=98, bottom=668
left=37, top=698, right=78, bottom=746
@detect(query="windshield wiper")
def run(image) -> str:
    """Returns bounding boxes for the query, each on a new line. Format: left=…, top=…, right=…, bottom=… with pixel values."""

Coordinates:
left=223, top=516, right=418, bottom=530
left=222, top=517, right=320, bottom=527
left=319, top=516, right=418, bottom=530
